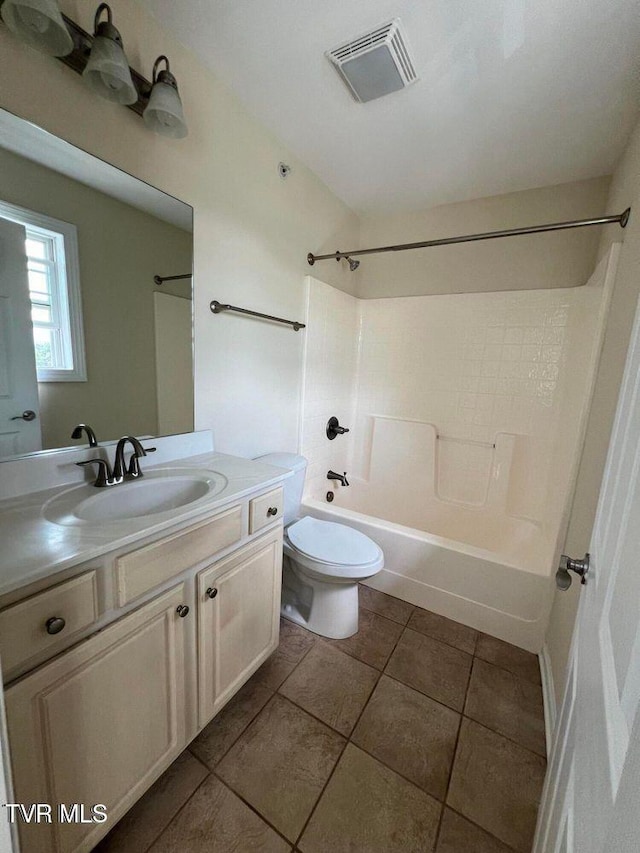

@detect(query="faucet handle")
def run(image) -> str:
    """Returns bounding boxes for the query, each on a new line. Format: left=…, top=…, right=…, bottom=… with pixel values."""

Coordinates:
left=127, top=445, right=156, bottom=478
left=76, top=458, right=113, bottom=488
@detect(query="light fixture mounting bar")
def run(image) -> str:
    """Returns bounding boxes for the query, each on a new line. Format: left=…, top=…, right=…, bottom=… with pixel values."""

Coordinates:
left=55, top=13, right=152, bottom=116
left=307, top=208, right=631, bottom=265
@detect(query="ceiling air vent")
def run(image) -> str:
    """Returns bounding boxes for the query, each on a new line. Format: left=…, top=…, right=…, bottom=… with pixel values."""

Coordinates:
left=326, top=19, right=418, bottom=103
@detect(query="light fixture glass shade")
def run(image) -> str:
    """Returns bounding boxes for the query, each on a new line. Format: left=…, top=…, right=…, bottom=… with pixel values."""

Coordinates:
left=83, top=33, right=137, bottom=104
left=144, top=69, right=188, bottom=139
left=1, top=0, right=73, bottom=56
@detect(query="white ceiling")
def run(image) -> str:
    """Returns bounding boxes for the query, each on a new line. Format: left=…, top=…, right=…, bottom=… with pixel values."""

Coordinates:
left=142, top=0, right=640, bottom=215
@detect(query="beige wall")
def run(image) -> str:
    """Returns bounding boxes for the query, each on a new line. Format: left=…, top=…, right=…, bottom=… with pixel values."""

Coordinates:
left=0, top=0, right=359, bottom=460
left=356, top=177, right=610, bottom=298
left=0, top=147, right=192, bottom=449
left=545, top=116, right=640, bottom=706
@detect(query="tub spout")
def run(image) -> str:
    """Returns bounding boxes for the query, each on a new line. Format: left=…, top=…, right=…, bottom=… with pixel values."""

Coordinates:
left=327, top=470, right=349, bottom=487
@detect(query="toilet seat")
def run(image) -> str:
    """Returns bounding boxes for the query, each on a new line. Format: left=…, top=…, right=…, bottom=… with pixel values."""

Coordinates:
left=285, top=516, right=383, bottom=581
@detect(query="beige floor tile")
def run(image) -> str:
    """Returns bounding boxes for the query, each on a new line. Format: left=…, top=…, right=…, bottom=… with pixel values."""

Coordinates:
left=190, top=676, right=273, bottom=768
left=329, top=608, right=404, bottom=669
left=475, top=634, right=541, bottom=685
left=352, top=674, right=459, bottom=799
left=279, top=642, right=378, bottom=735
left=408, top=608, right=478, bottom=654
left=385, top=628, right=472, bottom=711
left=447, top=719, right=546, bottom=853
left=359, top=585, right=414, bottom=625
left=252, top=619, right=317, bottom=690
left=217, top=694, right=344, bottom=842
left=149, top=775, right=290, bottom=853
left=436, top=809, right=515, bottom=853
left=94, top=751, right=208, bottom=853
left=299, top=744, right=441, bottom=853
left=465, top=658, right=546, bottom=756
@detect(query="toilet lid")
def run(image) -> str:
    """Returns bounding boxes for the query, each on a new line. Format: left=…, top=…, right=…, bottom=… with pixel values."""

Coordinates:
left=287, top=516, right=380, bottom=566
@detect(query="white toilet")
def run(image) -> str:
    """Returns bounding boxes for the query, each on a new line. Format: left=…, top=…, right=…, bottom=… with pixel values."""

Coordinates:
left=256, top=453, right=384, bottom=639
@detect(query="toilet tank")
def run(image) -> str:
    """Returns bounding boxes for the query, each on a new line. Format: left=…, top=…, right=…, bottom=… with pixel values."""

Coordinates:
left=254, top=453, right=307, bottom=526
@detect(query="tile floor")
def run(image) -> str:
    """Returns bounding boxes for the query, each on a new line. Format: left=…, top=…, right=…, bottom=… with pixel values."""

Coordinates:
left=95, top=587, right=547, bottom=853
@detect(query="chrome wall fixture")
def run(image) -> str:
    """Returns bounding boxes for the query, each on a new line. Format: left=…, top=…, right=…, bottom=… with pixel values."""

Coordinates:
left=308, top=208, right=631, bottom=268
left=154, top=272, right=193, bottom=286
left=210, top=300, right=306, bottom=332
left=0, top=0, right=188, bottom=137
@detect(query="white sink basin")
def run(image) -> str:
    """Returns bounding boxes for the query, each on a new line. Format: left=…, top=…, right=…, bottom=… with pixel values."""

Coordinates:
left=44, top=468, right=228, bottom=526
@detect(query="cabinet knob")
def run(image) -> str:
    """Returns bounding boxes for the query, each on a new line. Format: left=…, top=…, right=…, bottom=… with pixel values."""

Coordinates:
left=45, top=616, right=66, bottom=635
left=206, top=587, right=218, bottom=599
left=176, top=604, right=190, bottom=618
left=267, top=506, right=278, bottom=517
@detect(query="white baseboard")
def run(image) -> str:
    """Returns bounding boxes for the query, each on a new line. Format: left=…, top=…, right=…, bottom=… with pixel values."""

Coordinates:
left=539, top=644, right=557, bottom=756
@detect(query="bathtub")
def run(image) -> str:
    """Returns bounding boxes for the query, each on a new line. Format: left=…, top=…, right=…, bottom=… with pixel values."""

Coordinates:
left=302, top=485, right=558, bottom=652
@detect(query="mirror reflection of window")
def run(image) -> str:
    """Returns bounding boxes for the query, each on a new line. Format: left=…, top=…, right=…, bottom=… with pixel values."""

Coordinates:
left=0, top=202, right=86, bottom=382
left=0, top=107, right=194, bottom=457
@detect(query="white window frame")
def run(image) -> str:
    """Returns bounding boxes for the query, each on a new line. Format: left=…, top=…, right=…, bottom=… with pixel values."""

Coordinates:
left=0, top=200, right=86, bottom=382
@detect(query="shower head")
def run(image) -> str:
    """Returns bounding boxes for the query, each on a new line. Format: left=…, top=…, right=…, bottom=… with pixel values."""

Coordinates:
left=346, top=256, right=360, bottom=271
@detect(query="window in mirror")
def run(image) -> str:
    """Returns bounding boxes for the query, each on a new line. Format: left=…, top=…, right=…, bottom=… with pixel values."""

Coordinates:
left=0, top=201, right=86, bottom=382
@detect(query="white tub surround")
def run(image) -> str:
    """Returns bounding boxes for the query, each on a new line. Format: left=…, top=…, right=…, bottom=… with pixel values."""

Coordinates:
left=300, top=250, right=617, bottom=651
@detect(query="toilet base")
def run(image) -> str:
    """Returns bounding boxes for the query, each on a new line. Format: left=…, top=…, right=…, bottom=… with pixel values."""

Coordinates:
left=280, top=556, right=359, bottom=639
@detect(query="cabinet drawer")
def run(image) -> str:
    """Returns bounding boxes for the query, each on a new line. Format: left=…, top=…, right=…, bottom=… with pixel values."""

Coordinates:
left=0, top=572, right=98, bottom=674
left=116, top=504, right=243, bottom=605
left=249, top=487, right=284, bottom=534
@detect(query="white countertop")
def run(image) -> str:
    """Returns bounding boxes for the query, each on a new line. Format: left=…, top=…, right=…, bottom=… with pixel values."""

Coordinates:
left=0, top=452, right=290, bottom=599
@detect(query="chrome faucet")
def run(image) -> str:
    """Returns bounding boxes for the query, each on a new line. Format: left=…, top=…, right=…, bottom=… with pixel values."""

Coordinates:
left=327, top=470, right=349, bottom=487
left=71, top=423, right=98, bottom=448
left=76, top=436, right=156, bottom=487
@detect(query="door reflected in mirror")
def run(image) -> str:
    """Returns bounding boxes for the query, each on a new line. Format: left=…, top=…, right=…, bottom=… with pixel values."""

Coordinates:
left=0, top=108, right=194, bottom=460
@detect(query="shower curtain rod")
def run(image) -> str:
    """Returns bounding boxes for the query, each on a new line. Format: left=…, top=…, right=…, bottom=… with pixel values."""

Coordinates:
left=307, top=208, right=631, bottom=266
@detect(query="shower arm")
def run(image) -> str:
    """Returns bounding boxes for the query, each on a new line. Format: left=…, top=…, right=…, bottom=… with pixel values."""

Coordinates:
left=307, top=208, right=631, bottom=265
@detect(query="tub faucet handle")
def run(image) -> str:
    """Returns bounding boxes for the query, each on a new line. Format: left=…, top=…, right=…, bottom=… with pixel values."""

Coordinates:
left=327, top=417, right=350, bottom=440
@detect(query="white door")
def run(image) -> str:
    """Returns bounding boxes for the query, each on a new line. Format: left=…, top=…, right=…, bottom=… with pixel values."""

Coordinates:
left=535, top=287, right=640, bottom=853
left=0, top=218, right=41, bottom=455
left=153, top=291, right=193, bottom=436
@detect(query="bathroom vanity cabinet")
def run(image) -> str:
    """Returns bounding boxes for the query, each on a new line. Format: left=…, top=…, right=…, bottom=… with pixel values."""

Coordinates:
left=0, top=483, right=284, bottom=853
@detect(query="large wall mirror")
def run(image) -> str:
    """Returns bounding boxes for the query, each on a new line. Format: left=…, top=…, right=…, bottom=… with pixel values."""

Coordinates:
left=0, top=109, right=194, bottom=461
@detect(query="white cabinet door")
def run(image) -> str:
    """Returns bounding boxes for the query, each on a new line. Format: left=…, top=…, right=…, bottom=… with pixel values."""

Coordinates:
left=0, top=218, right=41, bottom=456
left=4, top=584, right=190, bottom=853
left=198, top=529, right=282, bottom=726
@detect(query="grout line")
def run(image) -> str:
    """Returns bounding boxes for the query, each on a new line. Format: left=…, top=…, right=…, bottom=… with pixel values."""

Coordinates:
left=189, top=688, right=275, bottom=771
left=276, top=666, right=382, bottom=738
left=381, top=667, right=468, bottom=715
left=141, top=770, right=212, bottom=852
left=431, top=632, right=476, bottom=852
left=292, top=613, right=406, bottom=848
left=473, top=650, right=543, bottom=687
left=460, top=713, right=548, bottom=761
left=292, top=733, right=350, bottom=848
left=444, top=804, right=521, bottom=852
left=211, top=771, right=297, bottom=849
left=190, top=629, right=320, bottom=774
left=358, top=596, right=415, bottom=627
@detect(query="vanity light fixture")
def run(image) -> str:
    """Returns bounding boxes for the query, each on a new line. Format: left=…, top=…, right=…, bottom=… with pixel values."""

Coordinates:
left=143, top=55, right=188, bottom=139
left=82, top=3, right=137, bottom=104
left=0, top=0, right=73, bottom=56
left=1, top=2, right=189, bottom=136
